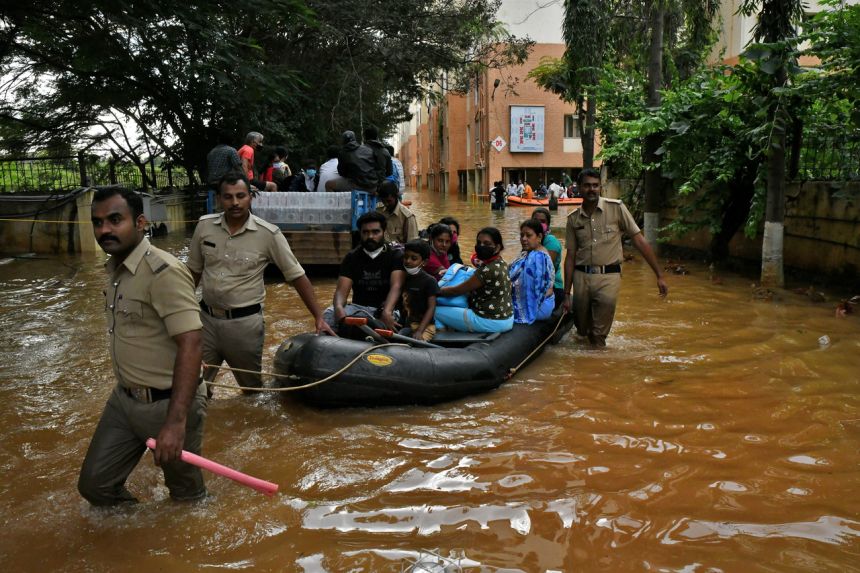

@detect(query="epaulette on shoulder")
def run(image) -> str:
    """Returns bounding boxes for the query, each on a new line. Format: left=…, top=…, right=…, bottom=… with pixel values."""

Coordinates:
left=253, top=215, right=280, bottom=233
left=199, top=213, right=221, bottom=221
left=143, top=248, right=172, bottom=274
left=604, top=197, right=622, bottom=204
left=567, top=207, right=582, bottom=217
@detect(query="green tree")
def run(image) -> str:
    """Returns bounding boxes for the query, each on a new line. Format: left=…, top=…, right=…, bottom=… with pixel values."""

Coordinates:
left=529, top=0, right=718, bottom=236
left=739, top=0, right=805, bottom=287
left=0, top=0, right=530, bottom=183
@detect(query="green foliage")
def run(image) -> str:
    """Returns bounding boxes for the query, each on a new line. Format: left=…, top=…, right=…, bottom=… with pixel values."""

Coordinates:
left=599, top=61, right=772, bottom=239
left=0, top=0, right=530, bottom=181
left=597, top=0, right=860, bottom=255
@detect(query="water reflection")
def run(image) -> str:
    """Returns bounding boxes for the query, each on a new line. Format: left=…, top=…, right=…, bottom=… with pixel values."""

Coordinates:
left=0, top=191, right=858, bottom=571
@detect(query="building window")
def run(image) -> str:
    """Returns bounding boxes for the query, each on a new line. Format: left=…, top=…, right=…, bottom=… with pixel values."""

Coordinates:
left=564, top=114, right=580, bottom=138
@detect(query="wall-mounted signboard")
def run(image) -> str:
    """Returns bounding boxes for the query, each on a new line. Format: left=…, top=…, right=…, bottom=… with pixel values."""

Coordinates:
left=510, top=106, right=544, bottom=152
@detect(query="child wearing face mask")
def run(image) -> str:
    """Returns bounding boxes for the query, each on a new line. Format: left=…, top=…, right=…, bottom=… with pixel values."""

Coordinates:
left=400, top=240, right=439, bottom=341
left=289, top=159, right=319, bottom=192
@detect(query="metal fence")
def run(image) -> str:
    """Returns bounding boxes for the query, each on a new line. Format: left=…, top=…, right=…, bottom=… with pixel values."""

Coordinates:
left=0, top=151, right=192, bottom=193
left=794, top=128, right=860, bottom=182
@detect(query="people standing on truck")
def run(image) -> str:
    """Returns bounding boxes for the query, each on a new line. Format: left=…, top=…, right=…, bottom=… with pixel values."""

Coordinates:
left=323, top=211, right=405, bottom=332
left=363, top=125, right=393, bottom=188
left=327, top=130, right=381, bottom=193
left=206, top=130, right=242, bottom=190
left=79, top=187, right=207, bottom=506
left=289, top=159, right=319, bottom=192
left=386, top=144, right=406, bottom=196
left=376, top=180, right=419, bottom=244
left=237, top=132, right=277, bottom=193
left=187, top=171, right=334, bottom=394
left=317, top=145, right=341, bottom=193
left=263, top=145, right=291, bottom=190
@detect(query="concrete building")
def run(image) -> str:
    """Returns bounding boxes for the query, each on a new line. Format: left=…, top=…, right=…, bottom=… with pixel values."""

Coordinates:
left=397, top=1, right=595, bottom=197
left=710, top=0, right=858, bottom=66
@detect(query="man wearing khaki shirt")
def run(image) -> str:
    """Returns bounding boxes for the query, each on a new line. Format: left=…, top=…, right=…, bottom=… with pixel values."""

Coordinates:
left=79, top=187, right=207, bottom=505
left=376, top=180, right=418, bottom=244
left=563, top=168, right=668, bottom=346
left=187, top=171, right=334, bottom=393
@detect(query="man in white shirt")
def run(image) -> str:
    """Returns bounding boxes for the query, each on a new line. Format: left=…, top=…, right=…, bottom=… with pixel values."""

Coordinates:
left=317, top=145, right=342, bottom=192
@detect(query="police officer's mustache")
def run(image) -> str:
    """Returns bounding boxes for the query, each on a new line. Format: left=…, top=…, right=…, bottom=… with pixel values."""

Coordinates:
left=98, top=235, right=119, bottom=244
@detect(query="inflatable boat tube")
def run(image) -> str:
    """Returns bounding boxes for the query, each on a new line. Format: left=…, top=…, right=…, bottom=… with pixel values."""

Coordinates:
left=273, top=312, right=575, bottom=407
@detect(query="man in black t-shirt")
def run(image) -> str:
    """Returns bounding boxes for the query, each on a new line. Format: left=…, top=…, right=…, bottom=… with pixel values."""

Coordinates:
left=323, top=211, right=405, bottom=331
left=491, top=181, right=507, bottom=210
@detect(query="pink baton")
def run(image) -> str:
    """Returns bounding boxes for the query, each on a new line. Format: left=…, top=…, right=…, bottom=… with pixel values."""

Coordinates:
left=146, top=438, right=278, bottom=496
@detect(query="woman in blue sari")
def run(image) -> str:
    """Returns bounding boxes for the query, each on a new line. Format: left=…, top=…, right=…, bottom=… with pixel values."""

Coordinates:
left=509, top=219, right=555, bottom=324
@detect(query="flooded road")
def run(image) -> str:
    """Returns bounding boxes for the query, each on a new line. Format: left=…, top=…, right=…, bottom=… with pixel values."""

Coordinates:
left=1, top=192, right=858, bottom=572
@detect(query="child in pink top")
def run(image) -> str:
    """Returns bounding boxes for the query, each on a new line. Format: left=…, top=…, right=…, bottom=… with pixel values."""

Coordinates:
left=424, top=223, right=453, bottom=279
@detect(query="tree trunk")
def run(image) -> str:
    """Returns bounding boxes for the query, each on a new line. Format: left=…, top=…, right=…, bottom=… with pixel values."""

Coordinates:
left=581, top=95, right=595, bottom=168
left=761, top=102, right=787, bottom=287
left=642, top=6, right=664, bottom=252
left=709, top=162, right=758, bottom=261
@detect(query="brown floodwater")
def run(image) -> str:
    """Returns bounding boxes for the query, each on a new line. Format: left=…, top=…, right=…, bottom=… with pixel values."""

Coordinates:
left=0, top=192, right=858, bottom=572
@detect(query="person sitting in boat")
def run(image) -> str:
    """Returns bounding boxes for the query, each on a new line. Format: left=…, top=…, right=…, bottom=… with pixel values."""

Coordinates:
left=523, top=181, right=534, bottom=200
left=438, top=216, right=463, bottom=265
left=323, top=211, right=405, bottom=332
left=423, top=223, right=453, bottom=279
left=531, top=207, right=565, bottom=308
left=400, top=240, right=439, bottom=342
left=434, top=227, right=514, bottom=333
left=510, top=219, right=556, bottom=324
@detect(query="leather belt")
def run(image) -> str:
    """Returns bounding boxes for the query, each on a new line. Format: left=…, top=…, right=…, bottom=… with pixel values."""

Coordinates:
left=122, top=385, right=172, bottom=403
left=575, top=264, right=621, bottom=274
left=200, top=301, right=262, bottom=319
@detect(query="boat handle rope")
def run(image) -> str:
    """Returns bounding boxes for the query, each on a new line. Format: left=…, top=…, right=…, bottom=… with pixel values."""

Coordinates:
left=506, top=311, right=569, bottom=378
left=201, top=342, right=411, bottom=393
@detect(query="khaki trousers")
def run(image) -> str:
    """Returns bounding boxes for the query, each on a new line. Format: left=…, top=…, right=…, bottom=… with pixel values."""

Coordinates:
left=572, top=270, right=622, bottom=344
left=201, top=310, right=265, bottom=390
left=78, top=384, right=207, bottom=505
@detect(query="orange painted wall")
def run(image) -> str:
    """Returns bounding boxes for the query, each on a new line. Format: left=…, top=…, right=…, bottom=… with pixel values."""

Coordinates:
left=402, top=44, right=596, bottom=195
left=482, top=44, right=599, bottom=187
left=442, top=93, right=468, bottom=194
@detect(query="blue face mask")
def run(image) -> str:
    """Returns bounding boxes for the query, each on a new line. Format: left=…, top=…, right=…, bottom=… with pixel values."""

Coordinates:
left=306, top=169, right=317, bottom=178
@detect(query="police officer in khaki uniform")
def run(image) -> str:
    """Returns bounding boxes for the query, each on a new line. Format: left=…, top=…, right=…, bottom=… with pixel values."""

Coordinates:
left=187, top=171, right=335, bottom=393
left=376, top=180, right=419, bottom=244
left=563, top=168, right=668, bottom=346
left=78, top=187, right=207, bottom=505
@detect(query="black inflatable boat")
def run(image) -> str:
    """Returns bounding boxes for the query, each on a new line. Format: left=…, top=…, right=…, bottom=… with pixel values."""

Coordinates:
left=272, top=312, right=575, bottom=407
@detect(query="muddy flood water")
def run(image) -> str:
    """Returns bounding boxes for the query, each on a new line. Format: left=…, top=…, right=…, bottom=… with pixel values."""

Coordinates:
left=0, top=192, right=858, bottom=572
